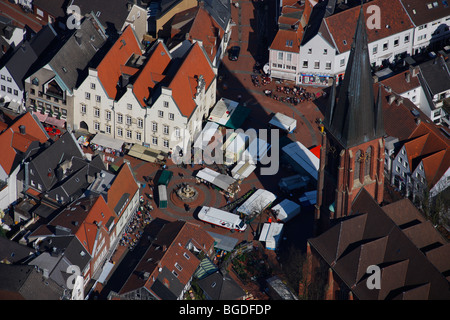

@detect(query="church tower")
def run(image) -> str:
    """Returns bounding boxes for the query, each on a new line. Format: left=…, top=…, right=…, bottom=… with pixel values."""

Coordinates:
left=315, top=6, right=385, bottom=228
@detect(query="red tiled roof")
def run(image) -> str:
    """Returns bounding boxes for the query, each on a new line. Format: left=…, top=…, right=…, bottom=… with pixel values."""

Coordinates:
left=270, top=28, right=303, bottom=53
left=380, top=70, right=421, bottom=95
left=132, top=41, right=172, bottom=107
left=0, top=112, right=48, bottom=175
left=324, top=0, right=414, bottom=54
left=167, top=42, right=215, bottom=117
left=106, top=162, right=139, bottom=217
left=97, top=26, right=142, bottom=99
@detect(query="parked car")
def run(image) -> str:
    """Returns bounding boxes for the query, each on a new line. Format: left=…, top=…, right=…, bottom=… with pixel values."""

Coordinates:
left=228, top=46, right=240, bottom=61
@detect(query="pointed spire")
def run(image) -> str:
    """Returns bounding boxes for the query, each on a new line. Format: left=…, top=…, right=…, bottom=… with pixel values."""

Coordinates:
left=324, top=3, right=384, bottom=149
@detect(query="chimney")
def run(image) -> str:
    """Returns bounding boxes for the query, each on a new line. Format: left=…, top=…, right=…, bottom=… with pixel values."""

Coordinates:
left=410, top=66, right=419, bottom=77
left=388, top=94, right=396, bottom=105
left=415, top=117, right=421, bottom=125
left=405, top=72, right=410, bottom=83
left=19, top=125, right=26, bottom=134
left=372, top=75, right=378, bottom=83
left=395, top=97, right=404, bottom=106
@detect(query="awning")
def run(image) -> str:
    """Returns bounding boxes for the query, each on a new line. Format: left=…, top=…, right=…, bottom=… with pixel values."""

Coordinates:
left=91, top=133, right=124, bottom=151
left=44, top=116, right=65, bottom=128
left=127, top=144, right=164, bottom=163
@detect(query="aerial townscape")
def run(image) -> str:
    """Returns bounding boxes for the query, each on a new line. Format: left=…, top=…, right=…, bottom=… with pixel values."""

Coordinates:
left=0, top=0, right=449, bottom=304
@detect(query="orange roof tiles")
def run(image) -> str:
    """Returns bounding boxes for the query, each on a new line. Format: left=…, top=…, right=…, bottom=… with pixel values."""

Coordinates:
left=167, top=42, right=215, bottom=117
left=324, top=0, right=414, bottom=54
left=270, top=28, right=303, bottom=53
left=96, top=26, right=142, bottom=99
left=132, top=41, right=172, bottom=107
left=0, top=112, right=48, bottom=175
left=106, top=162, right=139, bottom=217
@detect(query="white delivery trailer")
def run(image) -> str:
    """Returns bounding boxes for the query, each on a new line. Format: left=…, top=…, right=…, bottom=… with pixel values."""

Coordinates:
left=223, top=132, right=249, bottom=165
left=269, top=112, right=297, bottom=133
left=272, top=199, right=301, bottom=222
left=198, top=206, right=247, bottom=232
left=259, top=222, right=284, bottom=250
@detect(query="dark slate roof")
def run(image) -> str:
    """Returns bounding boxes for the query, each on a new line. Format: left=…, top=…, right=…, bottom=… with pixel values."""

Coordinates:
left=32, top=0, right=67, bottom=18
left=0, top=264, right=65, bottom=300
left=417, top=54, right=450, bottom=97
left=324, top=6, right=384, bottom=149
left=202, top=0, right=231, bottom=32
left=3, top=25, right=57, bottom=90
left=197, top=270, right=245, bottom=300
left=308, top=188, right=450, bottom=300
left=71, top=0, right=131, bottom=36
left=47, top=14, right=108, bottom=93
left=0, top=237, right=35, bottom=264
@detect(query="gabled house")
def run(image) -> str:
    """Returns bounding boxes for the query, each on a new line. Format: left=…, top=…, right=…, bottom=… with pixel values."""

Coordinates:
left=389, top=121, right=450, bottom=199
left=0, top=112, right=49, bottom=211
left=24, top=13, right=108, bottom=131
left=0, top=24, right=57, bottom=112
left=74, top=34, right=216, bottom=152
left=86, top=161, right=140, bottom=240
left=399, top=0, right=450, bottom=54
left=115, top=219, right=215, bottom=300
left=28, top=194, right=117, bottom=290
left=416, top=53, right=450, bottom=127
left=18, top=131, right=106, bottom=208
left=166, top=0, right=232, bottom=68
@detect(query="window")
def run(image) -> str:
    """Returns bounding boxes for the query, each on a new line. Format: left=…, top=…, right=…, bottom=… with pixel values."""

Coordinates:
left=94, top=122, right=100, bottom=131
left=396, top=165, right=400, bottom=173
left=172, top=270, right=179, bottom=277
left=169, top=113, right=174, bottom=121
left=325, top=62, right=331, bottom=70
left=340, top=58, right=345, bottom=67
left=117, top=128, right=123, bottom=137
left=136, top=132, right=142, bottom=141
left=286, top=53, right=292, bottom=62
left=91, top=83, right=96, bottom=90
left=278, top=52, right=283, bottom=60
left=96, top=95, right=101, bottom=102
left=175, top=263, right=183, bottom=271
left=0, top=75, right=4, bottom=80
left=81, top=104, right=86, bottom=114
left=394, top=38, right=399, bottom=47
left=127, top=103, right=132, bottom=110
left=0, top=85, right=4, bottom=91
left=85, top=92, right=91, bottom=100
left=323, top=49, right=328, bottom=55
left=163, top=101, right=169, bottom=108
left=314, top=61, right=320, bottom=69
left=117, top=114, right=123, bottom=124
left=152, top=122, right=158, bottom=132
left=126, top=129, right=132, bottom=139
left=137, top=118, right=143, bottom=128
left=373, top=45, right=378, bottom=54
left=404, top=34, right=410, bottom=43
left=163, top=139, right=169, bottom=148
left=158, top=110, right=164, bottom=118
left=163, top=125, right=169, bottom=135
left=383, top=42, right=388, bottom=51
left=183, top=252, right=190, bottom=259
left=106, top=124, right=111, bottom=134
left=94, top=108, right=100, bottom=118
left=6, top=77, right=11, bottom=82
left=307, top=48, right=312, bottom=54
left=106, top=110, right=111, bottom=121
left=277, top=64, right=282, bottom=68
left=303, top=60, right=308, bottom=68
left=13, top=89, right=18, bottom=96
left=126, top=115, right=132, bottom=125
left=175, top=127, right=180, bottom=139
left=152, top=136, right=158, bottom=145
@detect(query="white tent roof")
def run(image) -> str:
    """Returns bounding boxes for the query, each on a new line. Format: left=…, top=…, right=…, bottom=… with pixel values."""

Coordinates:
left=282, top=141, right=319, bottom=180
left=272, top=199, right=300, bottom=222
left=259, top=223, right=284, bottom=250
left=196, top=167, right=236, bottom=191
left=193, top=122, right=220, bottom=149
left=208, top=97, right=239, bottom=125
left=91, top=133, right=124, bottom=151
left=237, top=189, right=276, bottom=216
left=269, top=112, right=297, bottom=132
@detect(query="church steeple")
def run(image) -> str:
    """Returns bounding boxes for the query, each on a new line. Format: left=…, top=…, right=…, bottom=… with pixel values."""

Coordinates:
left=325, top=5, right=384, bottom=149
left=315, top=3, right=385, bottom=230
